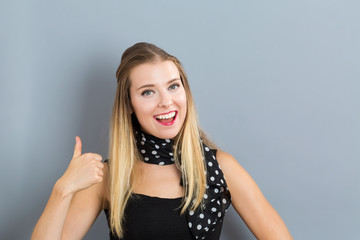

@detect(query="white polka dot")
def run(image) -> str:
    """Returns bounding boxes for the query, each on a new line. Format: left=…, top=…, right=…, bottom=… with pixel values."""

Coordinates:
left=169, top=152, right=173, bottom=156
left=208, top=219, right=211, bottom=224
left=205, top=147, right=209, bottom=151
left=222, top=199, right=227, bottom=204
left=214, top=188, right=219, bottom=193
left=141, top=149, right=146, bottom=153
left=204, top=227, right=209, bottom=231
left=218, top=212, right=222, bottom=217
left=210, top=176, right=215, bottom=181
left=171, top=157, right=174, bottom=161
left=208, top=162, right=213, bottom=167
left=152, top=150, right=157, bottom=155
left=142, top=137, right=146, bottom=141
left=217, top=200, right=221, bottom=205
left=197, top=224, right=202, bottom=230
left=220, top=179, right=224, bottom=184
left=215, top=170, right=219, bottom=175
left=189, top=211, right=194, bottom=216
left=199, top=213, right=204, bottom=219
left=188, top=222, right=192, bottom=228
left=165, top=139, right=170, bottom=143
left=211, top=207, right=217, bottom=212
left=144, top=157, right=149, bottom=161
left=212, top=155, right=215, bottom=159
left=159, top=162, right=164, bottom=165
left=203, top=194, right=208, bottom=199
left=155, top=155, right=160, bottom=158
left=150, top=140, right=155, bottom=143
left=155, top=144, right=159, bottom=149
left=141, top=141, right=145, bottom=145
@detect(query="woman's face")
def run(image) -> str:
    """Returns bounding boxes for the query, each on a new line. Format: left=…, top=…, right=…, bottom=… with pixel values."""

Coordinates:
left=129, top=60, right=187, bottom=139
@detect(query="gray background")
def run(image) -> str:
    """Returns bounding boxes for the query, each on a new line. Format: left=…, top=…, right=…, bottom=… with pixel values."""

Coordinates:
left=1, top=0, right=359, bottom=239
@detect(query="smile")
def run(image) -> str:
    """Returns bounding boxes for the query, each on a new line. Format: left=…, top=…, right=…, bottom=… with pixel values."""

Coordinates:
left=153, top=111, right=178, bottom=126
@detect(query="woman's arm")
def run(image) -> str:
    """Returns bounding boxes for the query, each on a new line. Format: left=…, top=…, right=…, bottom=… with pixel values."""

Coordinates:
left=62, top=162, right=109, bottom=240
left=31, top=137, right=106, bottom=240
left=216, top=150, right=293, bottom=240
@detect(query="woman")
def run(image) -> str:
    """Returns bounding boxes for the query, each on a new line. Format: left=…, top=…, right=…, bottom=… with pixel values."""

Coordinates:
left=32, top=42, right=292, bottom=240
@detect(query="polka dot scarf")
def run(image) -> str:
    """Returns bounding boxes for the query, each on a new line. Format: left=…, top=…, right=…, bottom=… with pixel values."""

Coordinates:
left=135, top=130, right=231, bottom=240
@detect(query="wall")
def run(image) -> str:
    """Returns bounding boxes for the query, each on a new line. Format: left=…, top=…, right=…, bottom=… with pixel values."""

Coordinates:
left=1, top=0, right=359, bottom=239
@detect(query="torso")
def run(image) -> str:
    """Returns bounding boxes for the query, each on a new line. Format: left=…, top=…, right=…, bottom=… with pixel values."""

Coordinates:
left=102, top=149, right=231, bottom=240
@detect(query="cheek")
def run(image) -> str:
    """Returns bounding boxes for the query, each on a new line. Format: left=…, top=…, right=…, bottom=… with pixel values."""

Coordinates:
left=131, top=98, right=154, bottom=119
left=176, top=91, right=187, bottom=113
left=180, top=90, right=187, bottom=107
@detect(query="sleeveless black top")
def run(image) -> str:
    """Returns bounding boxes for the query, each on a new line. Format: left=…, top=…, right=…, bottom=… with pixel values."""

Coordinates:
left=103, top=193, right=224, bottom=240
left=102, top=134, right=231, bottom=240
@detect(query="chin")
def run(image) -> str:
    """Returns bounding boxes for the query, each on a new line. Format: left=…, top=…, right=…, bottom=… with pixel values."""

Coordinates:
left=152, top=127, right=182, bottom=140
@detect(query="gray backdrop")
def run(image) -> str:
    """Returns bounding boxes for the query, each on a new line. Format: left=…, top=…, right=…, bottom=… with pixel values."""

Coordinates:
left=1, top=0, right=359, bottom=239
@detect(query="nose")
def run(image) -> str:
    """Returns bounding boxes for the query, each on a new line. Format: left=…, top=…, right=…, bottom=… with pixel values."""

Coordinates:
left=158, top=91, right=172, bottom=108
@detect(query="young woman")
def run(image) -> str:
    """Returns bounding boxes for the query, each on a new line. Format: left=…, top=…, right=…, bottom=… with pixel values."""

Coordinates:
left=32, top=42, right=293, bottom=240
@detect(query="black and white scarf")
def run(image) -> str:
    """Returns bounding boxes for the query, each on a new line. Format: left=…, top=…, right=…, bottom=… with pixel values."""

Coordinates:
left=135, top=130, right=231, bottom=240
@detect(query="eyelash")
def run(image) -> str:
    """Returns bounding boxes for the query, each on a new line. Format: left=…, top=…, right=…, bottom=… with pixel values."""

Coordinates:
left=141, top=83, right=180, bottom=96
left=169, top=83, right=180, bottom=90
left=141, top=90, right=154, bottom=96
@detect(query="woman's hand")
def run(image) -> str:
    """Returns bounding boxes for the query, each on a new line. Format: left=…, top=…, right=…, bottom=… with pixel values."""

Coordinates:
left=31, top=136, right=106, bottom=240
left=58, top=136, right=104, bottom=196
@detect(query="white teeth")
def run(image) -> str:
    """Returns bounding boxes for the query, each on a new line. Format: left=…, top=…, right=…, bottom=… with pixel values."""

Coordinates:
left=156, top=111, right=176, bottom=119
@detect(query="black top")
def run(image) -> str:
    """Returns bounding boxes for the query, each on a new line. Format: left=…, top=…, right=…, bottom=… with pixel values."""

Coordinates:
left=103, top=193, right=224, bottom=240
left=102, top=128, right=231, bottom=240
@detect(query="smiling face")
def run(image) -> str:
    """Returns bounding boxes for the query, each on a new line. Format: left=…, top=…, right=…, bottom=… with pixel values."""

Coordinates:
left=129, top=60, right=187, bottom=139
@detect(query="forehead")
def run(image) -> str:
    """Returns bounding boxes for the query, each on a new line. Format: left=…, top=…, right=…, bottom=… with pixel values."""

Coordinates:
left=129, top=61, right=180, bottom=87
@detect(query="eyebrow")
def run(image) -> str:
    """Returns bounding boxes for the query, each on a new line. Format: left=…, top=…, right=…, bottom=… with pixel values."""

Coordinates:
left=136, top=78, right=181, bottom=91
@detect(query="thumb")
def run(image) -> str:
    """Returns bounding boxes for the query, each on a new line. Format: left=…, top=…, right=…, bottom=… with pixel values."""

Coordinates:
left=72, top=136, right=82, bottom=159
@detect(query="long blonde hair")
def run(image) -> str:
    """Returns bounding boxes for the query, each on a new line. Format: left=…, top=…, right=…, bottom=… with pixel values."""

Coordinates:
left=107, top=42, right=216, bottom=238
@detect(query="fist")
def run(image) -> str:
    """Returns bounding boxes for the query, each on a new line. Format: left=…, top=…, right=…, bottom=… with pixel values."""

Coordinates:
left=60, top=136, right=104, bottom=194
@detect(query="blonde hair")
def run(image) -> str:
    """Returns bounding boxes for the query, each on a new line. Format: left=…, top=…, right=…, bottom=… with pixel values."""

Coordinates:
left=107, top=42, right=216, bottom=238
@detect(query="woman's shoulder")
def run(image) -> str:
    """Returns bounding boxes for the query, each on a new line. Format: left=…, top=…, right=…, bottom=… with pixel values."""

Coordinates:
left=215, top=150, right=237, bottom=168
left=215, top=150, right=252, bottom=186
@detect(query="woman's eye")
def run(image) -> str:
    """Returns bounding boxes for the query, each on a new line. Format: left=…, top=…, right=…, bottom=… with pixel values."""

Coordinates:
left=141, top=90, right=154, bottom=96
left=169, top=83, right=180, bottom=90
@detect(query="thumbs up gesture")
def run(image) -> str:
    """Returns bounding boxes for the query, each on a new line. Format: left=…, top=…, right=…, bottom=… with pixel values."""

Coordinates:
left=59, top=136, right=104, bottom=195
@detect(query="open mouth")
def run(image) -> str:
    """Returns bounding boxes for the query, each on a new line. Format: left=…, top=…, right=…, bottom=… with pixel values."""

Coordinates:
left=154, top=111, right=177, bottom=125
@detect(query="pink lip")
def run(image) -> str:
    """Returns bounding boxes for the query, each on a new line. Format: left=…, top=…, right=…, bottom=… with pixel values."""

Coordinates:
left=153, top=110, right=178, bottom=126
